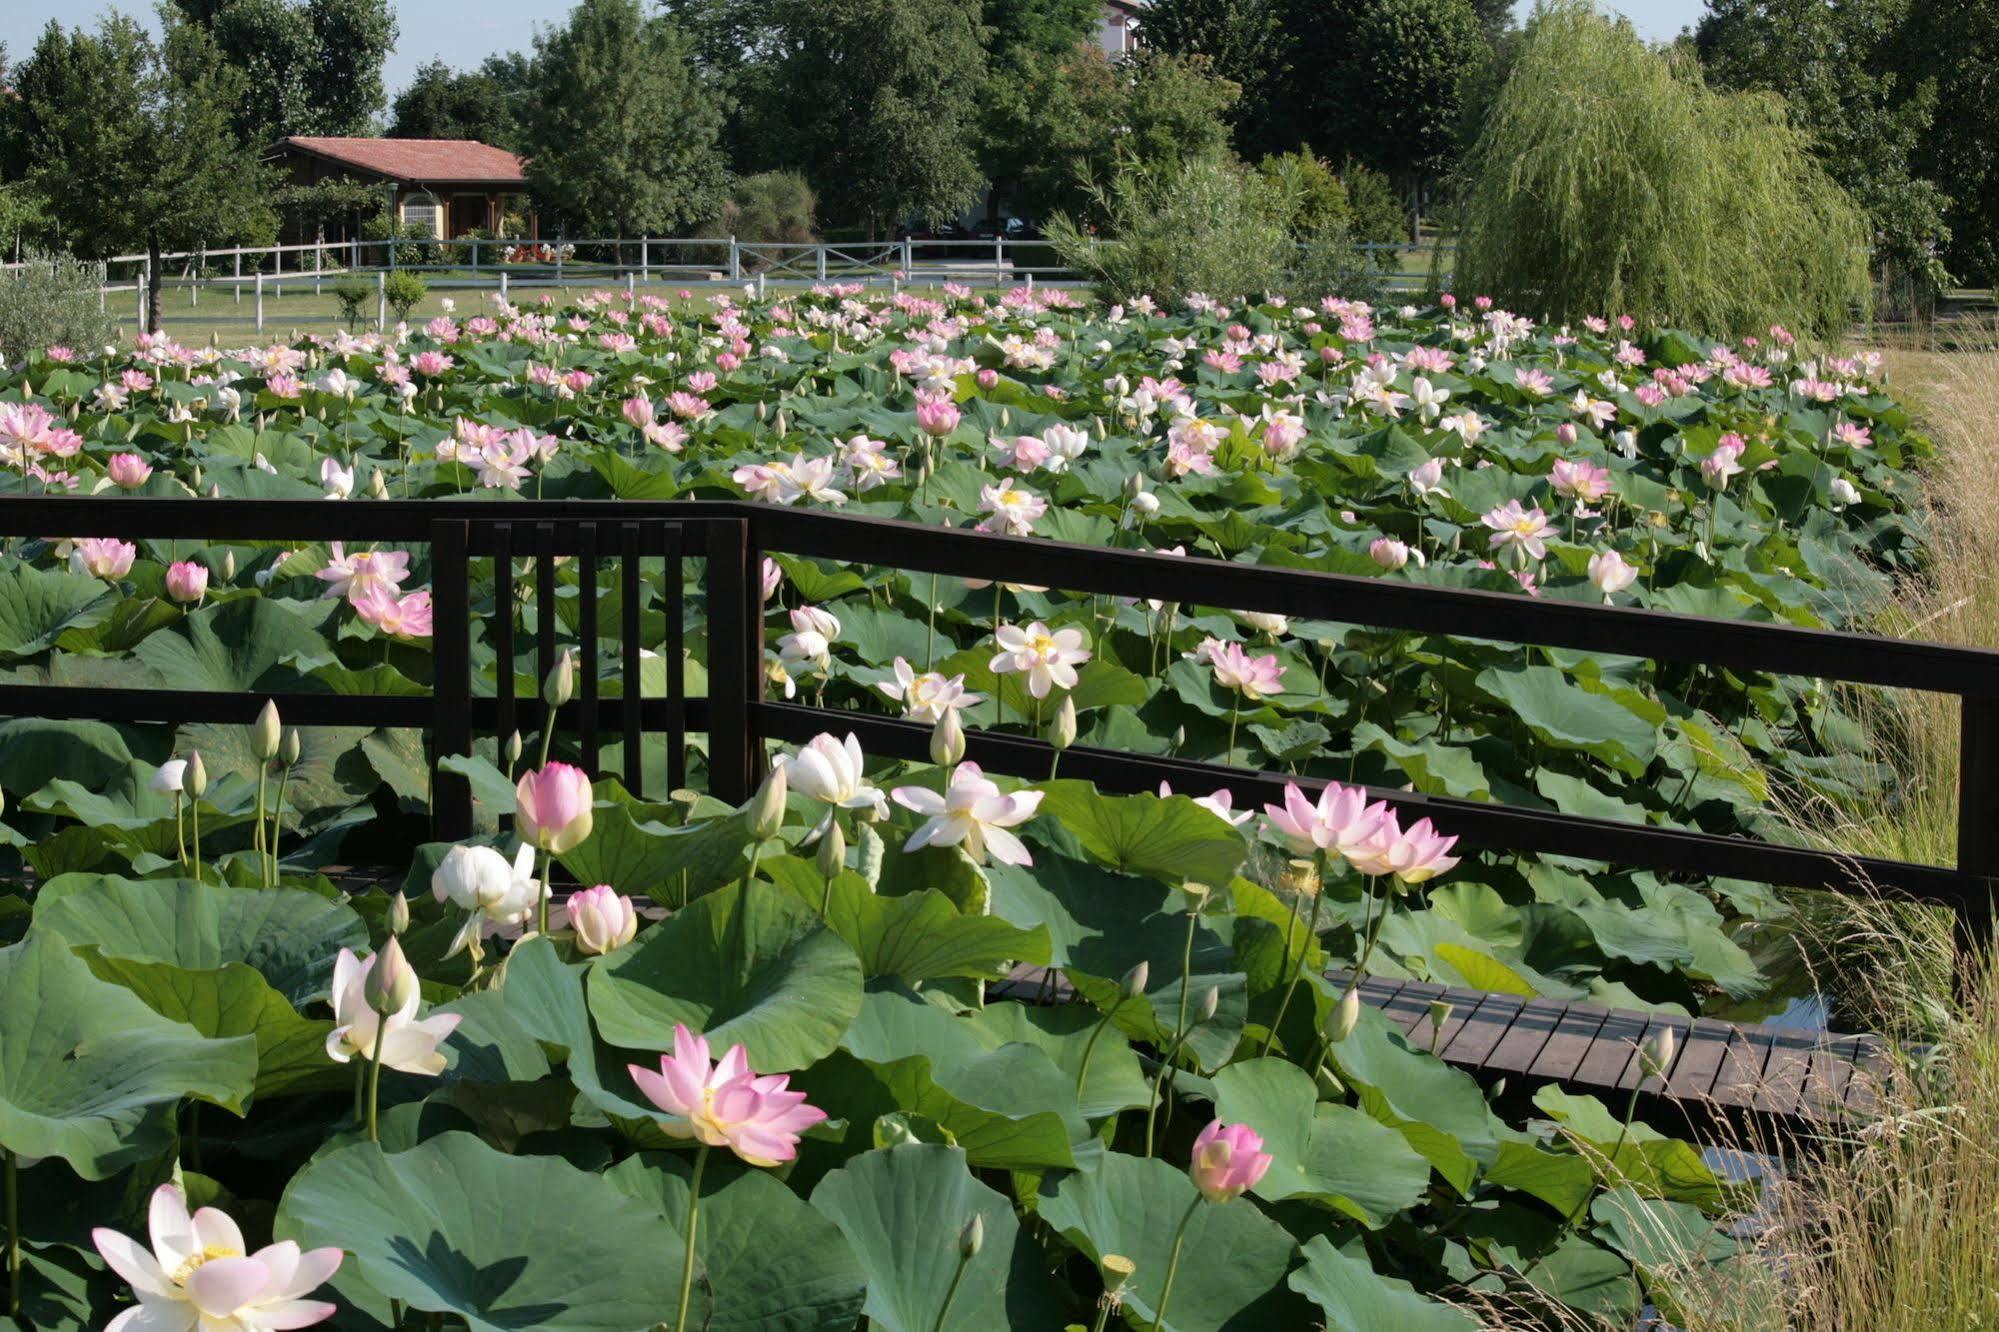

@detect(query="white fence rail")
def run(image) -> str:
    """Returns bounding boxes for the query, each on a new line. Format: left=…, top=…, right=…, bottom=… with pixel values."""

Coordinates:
left=2, top=235, right=1454, bottom=334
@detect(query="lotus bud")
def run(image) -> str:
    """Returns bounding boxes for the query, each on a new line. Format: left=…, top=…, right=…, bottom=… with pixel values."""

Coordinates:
left=1641, top=1027, right=1678, bottom=1078
left=186, top=750, right=208, bottom=798
left=857, top=822, right=886, bottom=888
left=816, top=820, right=846, bottom=880
left=930, top=707, right=966, bottom=767
left=1121, top=960, right=1149, bottom=998
left=958, top=1214, right=984, bottom=1259
left=368, top=467, right=387, bottom=498
left=363, top=935, right=419, bottom=1014
left=388, top=890, right=410, bottom=934
left=1171, top=726, right=1185, bottom=751
left=191, top=464, right=203, bottom=488
left=748, top=765, right=788, bottom=841
left=776, top=409, right=788, bottom=436
left=1328, top=987, right=1361, bottom=1043
left=222, top=550, right=236, bottom=580
left=543, top=652, right=575, bottom=709
left=281, top=727, right=301, bottom=766
left=1126, top=472, right=1146, bottom=498
left=251, top=701, right=282, bottom=762
left=757, top=400, right=768, bottom=422
left=0, top=787, right=5, bottom=818
left=1195, top=987, right=1219, bottom=1024
left=505, top=730, right=524, bottom=765
left=1048, top=695, right=1076, bottom=751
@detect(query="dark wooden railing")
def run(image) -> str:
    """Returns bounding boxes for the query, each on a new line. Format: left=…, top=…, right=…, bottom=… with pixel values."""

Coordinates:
left=1, top=496, right=1993, bottom=927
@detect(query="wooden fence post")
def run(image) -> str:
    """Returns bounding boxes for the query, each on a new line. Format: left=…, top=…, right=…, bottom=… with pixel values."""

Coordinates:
left=255, top=272, right=264, bottom=332
left=376, top=270, right=386, bottom=331
left=640, top=236, right=650, bottom=283
left=233, top=249, right=242, bottom=305
left=729, top=236, right=740, bottom=282
left=431, top=519, right=474, bottom=840
left=1956, top=697, right=1999, bottom=982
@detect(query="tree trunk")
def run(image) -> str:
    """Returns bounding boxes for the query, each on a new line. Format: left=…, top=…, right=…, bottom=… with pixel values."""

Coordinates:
left=146, top=238, right=164, bottom=335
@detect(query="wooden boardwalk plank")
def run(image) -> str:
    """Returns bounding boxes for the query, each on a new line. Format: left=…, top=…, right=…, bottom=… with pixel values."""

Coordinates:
left=1438, top=990, right=1527, bottom=1068
left=1663, top=1017, right=1739, bottom=1101
left=1614, top=1013, right=1695, bottom=1094
left=1708, top=1027, right=1779, bottom=1108
left=1526, top=1003, right=1616, bottom=1083
left=1484, top=997, right=1573, bottom=1075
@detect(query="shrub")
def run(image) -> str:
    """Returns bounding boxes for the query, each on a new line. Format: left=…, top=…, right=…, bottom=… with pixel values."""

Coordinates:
left=718, top=172, right=817, bottom=247
left=382, top=271, right=428, bottom=323
left=361, top=213, right=445, bottom=269
left=1341, top=160, right=1408, bottom=247
left=331, top=276, right=375, bottom=331
left=1259, top=150, right=1352, bottom=238
left=1047, top=153, right=1290, bottom=305
left=0, top=249, right=116, bottom=361
left=1453, top=0, right=1868, bottom=338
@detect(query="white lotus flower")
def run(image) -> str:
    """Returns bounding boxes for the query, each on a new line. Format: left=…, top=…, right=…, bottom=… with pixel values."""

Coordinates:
left=891, top=763, right=1044, bottom=866
left=430, top=842, right=539, bottom=957
left=93, top=1184, right=343, bottom=1332
left=778, top=732, right=887, bottom=834
left=325, top=946, right=462, bottom=1074
left=150, top=759, right=188, bottom=795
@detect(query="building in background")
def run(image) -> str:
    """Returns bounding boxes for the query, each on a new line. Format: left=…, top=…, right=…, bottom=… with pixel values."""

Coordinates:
left=1098, top=0, right=1145, bottom=56
left=267, top=136, right=532, bottom=240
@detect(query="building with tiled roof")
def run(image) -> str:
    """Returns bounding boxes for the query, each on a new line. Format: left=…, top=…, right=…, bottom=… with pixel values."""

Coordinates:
left=268, top=136, right=533, bottom=239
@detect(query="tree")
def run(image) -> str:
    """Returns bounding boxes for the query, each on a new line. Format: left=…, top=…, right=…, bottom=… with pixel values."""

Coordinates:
left=1696, top=0, right=1949, bottom=298
left=1136, top=0, right=1289, bottom=155
left=981, top=0, right=1103, bottom=61
left=169, top=0, right=396, bottom=142
left=1454, top=1, right=1867, bottom=338
left=764, top=0, right=989, bottom=236
left=389, top=58, right=527, bottom=148
left=1907, top=0, right=1999, bottom=286
left=521, top=0, right=727, bottom=238
left=981, top=48, right=1238, bottom=224
left=9, top=15, right=276, bottom=330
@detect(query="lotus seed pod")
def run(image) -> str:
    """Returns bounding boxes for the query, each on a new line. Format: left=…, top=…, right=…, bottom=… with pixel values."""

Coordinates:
left=1428, top=999, right=1453, bottom=1031
left=747, top=766, right=788, bottom=842
left=930, top=708, right=966, bottom=768
left=858, top=822, right=886, bottom=888
left=958, top=1214, right=984, bottom=1259
left=1100, top=1254, right=1136, bottom=1295
left=816, top=820, right=846, bottom=881
left=186, top=751, right=208, bottom=797
left=252, top=700, right=282, bottom=761
left=1329, top=987, right=1362, bottom=1043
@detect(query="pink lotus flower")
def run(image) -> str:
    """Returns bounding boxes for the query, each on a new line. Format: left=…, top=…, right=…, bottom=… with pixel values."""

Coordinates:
left=317, top=542, right=410, bottom=602
left=990, top=621, right=1091, bottom=699
left=1209, top=640, right=1284, bottom=700
left=622, top=394, right=655, bottom=429
left=1481, top=500, right=1554, bottom=560
left=0, top=401, right=56, bottom=459
left=1701, top=435, right=1746, bottom=489
left=666, top=391, right=709, bottom=420
left=561, top=883, right=638, bottom=955
left=977, top=478, right=1047, bottom=536
left=165, top=560, right=209, bottom=604
left=878, top=657, right=981, bottom=723
left=1370, top=537, right=1410, bottom=570
left=1588, top=549, right=1639, bottom=597
left=352, top=583, right=433, bottom=640
left=410, top=351, right=455, bottom=377
left=1158, top=780, right=1253, bottom=827
left=1549, top=458, right=1611, bottom=504
left=1832, top=421, right=1872, bottom=449
left=107, top=452, right=153, bottom=489
left=71, top=536, right=136, bottom=580
left=1189, top=1120, right=1272, bottom=1203
left=628, top=1024, right=827, bottom=1166
left=516, top=761, right=595, bottom=854
left=915, top=397, right=961, bottom=437
left=890, top=762, right=1044, bottom=866
left=1349, top=813, right=1461, bottom=885
left=93, top=1184, right=344, bottom=1332
left=1263, top=780, right=1392, bottom=864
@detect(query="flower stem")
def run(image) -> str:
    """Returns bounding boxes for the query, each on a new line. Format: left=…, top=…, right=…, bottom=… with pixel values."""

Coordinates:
left=673, top=1147, right=710, bottom=1332
left=1151, top=1197, right=1202, bottom=1332
left=254, top=765, right=268, bottom=886
left=536, top=847, right=551, bottom=937
left=925, top=573, right=939, bottom=673
left=1259, top=888, right=1305, bottom=1057
left=1264, top=859, right=1325, bottom=1059
left=1527, top=1081, right=1642, bottom=1277
left=1354, top=878, right=1390, bottom=977
left=271, top=766, right=291, bottom=884
left=364, top=1028, right=385, bottom=1144
left=931, top=1243, right=973, bottom=1332
left=1142, top=1029, right=1190, bottom=1159
left=174, top=792, right=185, bottom=869
left=192, top=799, right=203, bottom=882
left=1075, top=996, right=1127, bottom=1098
left=5, top=1148, right=18, bottom=1320
left=1226, top=698, right=1239, bottom=767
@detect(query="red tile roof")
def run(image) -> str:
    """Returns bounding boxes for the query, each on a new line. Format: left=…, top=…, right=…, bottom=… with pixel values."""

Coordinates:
left=275, top=137, right=528, bottom=186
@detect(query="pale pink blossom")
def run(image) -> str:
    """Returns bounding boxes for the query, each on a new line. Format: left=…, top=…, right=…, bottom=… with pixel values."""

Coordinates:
left=1262, top=781, right=1391, bottom=863
left=1481, top=500, right=1554, bottom=560
left=627, top=1024, right=827, bottom=1167
left=165, top=561, right=209, bottom=604
left=70, top=536, right=136, bottom=579
left=891, top=762, right=1044, bottom=866
left=561, top=884, right=638, bottom=955
left=515, top=761, right=595, bottom=854
left=878, top=657, right=982, bottom=723
left=1190, top=1120, right=1273, bottom=1203
left=990, top=621, right=1091, bottom=699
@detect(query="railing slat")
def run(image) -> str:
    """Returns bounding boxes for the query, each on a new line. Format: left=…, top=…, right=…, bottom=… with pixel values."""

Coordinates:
left=431, top=519, right=473, bottom=841
left=621, top=522, right=644, bottom=796
left=578, top=522, right=600, bottom=775
left=494, top=522, right=515, bottom=760
left=666, top=524, right=687, bottom=794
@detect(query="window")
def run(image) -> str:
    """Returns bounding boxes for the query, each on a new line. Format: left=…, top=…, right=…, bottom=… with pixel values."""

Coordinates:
left=400, top=192, right=443, bottom=238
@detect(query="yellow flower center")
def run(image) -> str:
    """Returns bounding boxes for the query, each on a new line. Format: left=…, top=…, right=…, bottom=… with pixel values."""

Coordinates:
left=171, top=1244, right=243, bottom=1284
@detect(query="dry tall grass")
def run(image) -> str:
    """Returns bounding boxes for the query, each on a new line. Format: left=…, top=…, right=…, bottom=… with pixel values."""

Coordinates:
left=1468, top=340, right=1999, bottom=1330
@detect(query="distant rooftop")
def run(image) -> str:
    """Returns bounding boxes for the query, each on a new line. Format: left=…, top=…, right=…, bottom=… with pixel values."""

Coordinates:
left=273, top=137, right=528, bottom=186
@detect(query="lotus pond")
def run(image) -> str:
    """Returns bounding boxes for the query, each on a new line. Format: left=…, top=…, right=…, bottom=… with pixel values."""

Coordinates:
left=0, top=283, right=1928, bottom=1328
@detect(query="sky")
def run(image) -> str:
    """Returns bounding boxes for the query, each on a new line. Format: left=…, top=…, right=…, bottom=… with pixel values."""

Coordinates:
left=3, top=0, right=1712, bottom=100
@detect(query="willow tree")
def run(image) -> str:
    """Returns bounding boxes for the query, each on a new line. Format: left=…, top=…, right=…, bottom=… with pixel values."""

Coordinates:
left=1453, top=0, right=1868, bottom=339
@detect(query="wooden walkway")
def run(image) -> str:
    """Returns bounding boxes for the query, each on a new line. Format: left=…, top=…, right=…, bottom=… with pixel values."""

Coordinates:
left=996, top=966, right=1889, bottom=1128
left=1335, top=972, right=1886, bottom=1126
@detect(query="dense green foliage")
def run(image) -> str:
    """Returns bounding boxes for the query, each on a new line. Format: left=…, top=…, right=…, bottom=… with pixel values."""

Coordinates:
left=1456, top=1, right=1868, bottom=339
left=168, top=0, right=397, bottom=142
left=1048, top=153, right=1291, bottom=304
left=708, top=171, right=817, bottom=247
left=4, top=16, right=277, bottom=331
left=520, top=0, right=728, bottom=239
left=387, top=57, right=528, bottom=150
left=0, top=249, right=115, bottom=359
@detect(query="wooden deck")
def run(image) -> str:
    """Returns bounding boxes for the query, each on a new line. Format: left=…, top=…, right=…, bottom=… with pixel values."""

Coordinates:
left=995, top=966, right=1891, bottom=1128
left=1334, top=972, right=1888, bottom=1126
